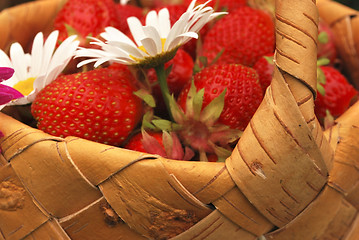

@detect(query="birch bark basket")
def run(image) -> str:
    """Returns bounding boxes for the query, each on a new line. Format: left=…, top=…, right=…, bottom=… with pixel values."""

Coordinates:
left=0, top=0, right=358, bottom=239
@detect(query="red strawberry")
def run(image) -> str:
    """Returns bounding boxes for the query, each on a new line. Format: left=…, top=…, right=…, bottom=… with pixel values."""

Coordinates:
left=253, top=53, right=274, bottom=93
left=177, top=64, right=263, bottom=131
left=116, top=3, right=144, bottom=34
left=202, top=6, right=275, bottom=67
left=125, top=130, right=164, bottom=153
left=318, top=19, right=337, bottom=64
left=124, top=130, right=195, bottom=160
left=315, top=65, right=358, bottom=120
left=183, top=0, right=247, bottom=12
left=31, top=67, right=144, bottom=146
left=53, top=0, right=121, bottom=47
left=147, top=48, right=194, bottom=113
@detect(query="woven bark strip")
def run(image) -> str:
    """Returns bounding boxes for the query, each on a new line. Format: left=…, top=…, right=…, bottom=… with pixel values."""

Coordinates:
left=316, top=0, right=359, bottom=88
left=171, top=210, right=257, bottom=240
left=226, top=0, right=329, bottom=227
left=0, top=0, right=67, bottom=52
left=59, top=197, right=147, bottom=240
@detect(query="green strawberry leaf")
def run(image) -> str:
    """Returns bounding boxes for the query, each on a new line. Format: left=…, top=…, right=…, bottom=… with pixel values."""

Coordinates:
left=193, top=63, right=202, bottom=75
left=168, top=93, right=185, bottom=124
left=133, top=89, right=156, bottom=108
left=317, top=83, right=326, bottom=96
left=193, top=88, right=204, bottom=120
left=185, top=81, right=197, bottom=118
left=199, top=56, right=208, bottom=68
left=141, top=111, right=156, bottom=130
left=318, top=31, right=329, bottom=44
left=152, top=119, right=181, bottom=132
left=200, top=88, right=226, bottom=126
left=65, top=23, right=80, bottom=37
left=264, top=55, right=274, bottom=65
left=212, top=144, right=232, bottom=161
left=317, top=57, right=330, bottom=67
left=209, top=48, right=225, bottom=66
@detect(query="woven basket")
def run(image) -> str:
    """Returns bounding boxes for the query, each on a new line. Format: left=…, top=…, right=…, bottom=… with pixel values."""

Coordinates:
left=1, top=0, right=359, bottom=239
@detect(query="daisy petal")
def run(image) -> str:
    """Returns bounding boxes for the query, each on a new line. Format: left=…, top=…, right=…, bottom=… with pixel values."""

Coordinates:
left=146, top=10, right=160, bottom=31
left=164, top=12, right=191, bottom=51
left=141, top=37, right=158, bottom=56
left=158, top=8, right=171, bottom=37
left=101, top=27, right=137, bottom=47
left=0, top=50, right=12, bottom=67
left=107, top=41, right=145, bottom=58
left=167, top=32, right=198, bottom=50
left=127, top=17, right=146, bottom=47
left=41, top=31, right=59, bottom=71
left=10, top=43, right=28, bottom=81
left=30, top=32, right=44, bottom=76
left=142, top=26, right=162, bottom=54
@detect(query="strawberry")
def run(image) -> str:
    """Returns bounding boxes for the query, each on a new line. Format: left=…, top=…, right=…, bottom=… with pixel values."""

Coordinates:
left=315, top=65, right=358, bottom=120
left=31, top=66, right=144, bottom=146
left=124, top=130, right=195, bottom=160
left=177, top=64, right=263, bottom=131
left=183, top=0, right=247, bottom=12
left=318, top=19, right=337, bottom=65
left=147, top=48, right=194, bottom=114
left=53, top=0, right=120, bottom=47
left=201, top=6, right=275, bottom=67
left=253, top=53, right=274, bottom=93
left=125, top=130, right=164, bottom=153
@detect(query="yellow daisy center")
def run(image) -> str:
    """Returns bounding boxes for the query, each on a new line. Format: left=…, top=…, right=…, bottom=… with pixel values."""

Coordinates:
left=13, top=77, right=36, bottom=96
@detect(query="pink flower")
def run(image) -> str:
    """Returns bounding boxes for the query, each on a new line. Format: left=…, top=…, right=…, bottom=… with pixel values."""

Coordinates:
left=0, top=67, right=24, bottom=108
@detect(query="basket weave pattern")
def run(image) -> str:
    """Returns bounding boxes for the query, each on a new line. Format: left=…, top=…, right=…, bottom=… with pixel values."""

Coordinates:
left=0, top=0, right=359, bottom=239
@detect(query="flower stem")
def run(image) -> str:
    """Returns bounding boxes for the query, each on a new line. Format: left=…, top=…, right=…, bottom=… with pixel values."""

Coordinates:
left=155, top=64, right=173, bottom=120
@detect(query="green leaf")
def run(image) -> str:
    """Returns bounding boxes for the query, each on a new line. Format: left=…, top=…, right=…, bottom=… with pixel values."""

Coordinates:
left=133, top=89, right=156, bottom=108
left=168, top=93, right=185, bottom=123
left=65, top=24, right=80, bottom=37
left=193, top=63, right=202, bottom=75
left=152, top=119, right=181, bottom=132
left=317, top=57, right=330, bottom=67
left=264, top=55, right=274, bottom=65
left=141, top=111, right=156, bottom=130
left=200, top=89, right=226, bottom=125
left=317, top=83, right=326, bottom=96
left=318, top=31, right=329, bottom=44
left=199, top=56, right=208, bottom=67
left=185, top=81, right=197, bottom=118
left=212, top=145, right=232, bottom=161
left=317, top=67, right=326, bottom=84
left=209, top=48, right=225, bottom=66
left=193, top=88, right=204, bottom=120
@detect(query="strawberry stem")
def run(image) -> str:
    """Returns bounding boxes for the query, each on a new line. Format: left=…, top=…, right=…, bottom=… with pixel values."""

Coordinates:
left=155, top=64, right=173, bottom=121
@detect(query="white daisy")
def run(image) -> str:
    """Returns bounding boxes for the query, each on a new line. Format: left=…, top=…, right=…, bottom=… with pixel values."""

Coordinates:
left=0, top=30, right=79, bottom=107
left=75, top=0, right=226, bottom=68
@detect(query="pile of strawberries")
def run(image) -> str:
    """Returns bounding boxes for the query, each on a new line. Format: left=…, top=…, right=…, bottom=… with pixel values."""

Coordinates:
left=30, top=0, right=358, bottom=161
